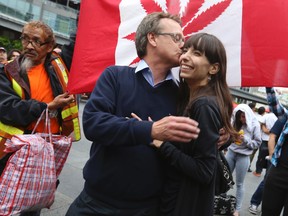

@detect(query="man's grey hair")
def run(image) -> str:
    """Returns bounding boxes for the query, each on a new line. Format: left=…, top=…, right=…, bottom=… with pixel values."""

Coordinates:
left=135, top=12, right=181, bottom=58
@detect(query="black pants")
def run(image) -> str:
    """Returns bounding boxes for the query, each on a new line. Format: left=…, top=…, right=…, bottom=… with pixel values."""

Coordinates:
left=65, top=189, right=159, bottom=216
left=262, top=165, right=288, bottom=216
left=255, top=141, right=269, bottom=173
left=250, top=162, right=271, bottom=206
left=19, top=210, right=41, bottom=216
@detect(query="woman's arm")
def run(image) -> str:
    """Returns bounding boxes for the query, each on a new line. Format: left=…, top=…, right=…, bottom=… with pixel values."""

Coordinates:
left=154, top=98, right=221, bottom=184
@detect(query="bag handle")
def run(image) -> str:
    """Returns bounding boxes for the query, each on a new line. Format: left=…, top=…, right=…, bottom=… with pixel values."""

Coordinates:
left=32, top=109, right=52, bottom=143
left=32, top=109, right=46, bottom=134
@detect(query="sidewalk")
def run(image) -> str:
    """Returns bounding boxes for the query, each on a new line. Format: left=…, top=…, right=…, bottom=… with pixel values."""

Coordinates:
left=42, top=101, right=265, bottom=216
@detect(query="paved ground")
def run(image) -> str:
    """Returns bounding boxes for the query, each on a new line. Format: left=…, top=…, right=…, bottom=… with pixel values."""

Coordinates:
left=42, top=101, right=265, bottom=216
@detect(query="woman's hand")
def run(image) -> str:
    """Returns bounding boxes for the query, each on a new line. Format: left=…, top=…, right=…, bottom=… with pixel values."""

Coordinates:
left=131, top=113, right=152, bottom=121
left=151, top=139, right=163, bottom=148
left=217, top=128, right=231, bottom=148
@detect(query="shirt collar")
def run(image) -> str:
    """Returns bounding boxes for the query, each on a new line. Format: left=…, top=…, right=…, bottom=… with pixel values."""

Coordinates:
left=135, top=59, right=175, bottom=86
left=135, top=59, right=149, bottom=73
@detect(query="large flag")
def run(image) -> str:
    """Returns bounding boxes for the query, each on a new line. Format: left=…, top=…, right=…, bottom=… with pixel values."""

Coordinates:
left=67, top=0, right=288, bottom=94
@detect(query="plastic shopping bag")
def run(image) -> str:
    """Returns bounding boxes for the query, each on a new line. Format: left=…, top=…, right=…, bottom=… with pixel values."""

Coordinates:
left=0, top=134, right=56, bottom=215
left=41, top=133, right=72, bottom=177
left=0, top=109, right=72, bottom=215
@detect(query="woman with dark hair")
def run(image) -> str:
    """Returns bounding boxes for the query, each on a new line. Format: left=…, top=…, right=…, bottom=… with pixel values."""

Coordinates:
left=151, top=33, right=237, bottom=215
left=225, top=104, right=261, bottom=216
left=7, top=49, right=21, bottom=61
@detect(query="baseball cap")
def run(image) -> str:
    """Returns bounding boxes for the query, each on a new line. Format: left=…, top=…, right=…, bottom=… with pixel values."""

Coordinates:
left=0, top=47, right=7, bottom=52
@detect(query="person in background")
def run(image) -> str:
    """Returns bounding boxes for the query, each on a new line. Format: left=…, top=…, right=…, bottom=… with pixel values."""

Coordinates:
left=262, top=87, right=288, bottom=216
left=225, top=104, right=261, bottom=216
left=248, top=117, right=286, bottom=215
left=53, top=46, right=62, bottom=54
left=7, top=49, right=21, bottom=61
left=247, top=102, right=258, bottom=172
left=0, top=20, right=81, bottom=216
left=149, top=33, right=237, bottom=216
left=0, top=47, right=7, bottom=65
left=253, top=107, right=277, bottom=177
left=248, top=102, right=256, bottom=113
left=66, top=12, right=229, bottom=216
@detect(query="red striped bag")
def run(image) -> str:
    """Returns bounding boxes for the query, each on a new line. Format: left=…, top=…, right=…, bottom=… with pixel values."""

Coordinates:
left=0, top=134, right=56, bottom=215
left=0, top=109, right=72, bottom=215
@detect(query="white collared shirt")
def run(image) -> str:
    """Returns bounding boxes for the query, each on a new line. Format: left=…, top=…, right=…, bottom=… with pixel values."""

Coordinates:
left=135, top=59, right=176, bottom=87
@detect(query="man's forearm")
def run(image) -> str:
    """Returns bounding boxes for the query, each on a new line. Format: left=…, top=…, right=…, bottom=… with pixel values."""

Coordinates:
left=268, top=133, right=277, bottom=158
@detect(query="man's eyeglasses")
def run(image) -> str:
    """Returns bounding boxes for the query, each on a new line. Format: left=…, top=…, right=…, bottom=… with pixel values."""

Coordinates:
left=156, top=33, right=185, bottom=44
left=20, top=36, right=50, bottom=48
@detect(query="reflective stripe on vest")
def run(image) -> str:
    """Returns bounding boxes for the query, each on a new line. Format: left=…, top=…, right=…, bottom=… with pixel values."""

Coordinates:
left=12, top=78, right=24, bottom=98
left=71, top=116, right=81, bottom=141
left=0, top=120, right=24, bottom=158
left=0, top=73, right=25, bottom=157
left=50, top=55, right=81, bottom=141
left=62, top=105, right=78, bottom=120
left=60, top=102, right=81, bottom=141
left=0, top=121, right=23, bottom=135
left=54, top=58, right=68, bottom=85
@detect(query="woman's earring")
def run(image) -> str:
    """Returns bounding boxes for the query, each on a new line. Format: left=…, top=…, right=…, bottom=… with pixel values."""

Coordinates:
left=208, top=75, right=211, bottom=81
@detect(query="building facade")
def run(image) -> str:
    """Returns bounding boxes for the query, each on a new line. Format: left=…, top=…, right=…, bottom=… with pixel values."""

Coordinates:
left=0, top=0, right=80, bottom=45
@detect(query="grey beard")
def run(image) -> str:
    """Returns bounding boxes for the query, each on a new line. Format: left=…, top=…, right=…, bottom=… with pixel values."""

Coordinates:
left=20, top=57, right=33, bottom=77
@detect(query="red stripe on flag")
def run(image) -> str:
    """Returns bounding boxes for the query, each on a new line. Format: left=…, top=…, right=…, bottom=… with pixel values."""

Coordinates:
left=68, top=0, right=122, bottom=93
left=241, top=0, right=288, bottom=87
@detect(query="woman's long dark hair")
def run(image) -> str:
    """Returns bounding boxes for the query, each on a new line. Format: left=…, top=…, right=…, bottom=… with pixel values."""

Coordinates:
left=233, top=110, right=244, bottom=131
left=177, top=33, right=237, bottom=140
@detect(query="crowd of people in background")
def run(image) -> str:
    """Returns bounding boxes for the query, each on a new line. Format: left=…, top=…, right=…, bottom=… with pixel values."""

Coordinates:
left=0, top=46, right=21, bottom=65
left=0, top=47, right=8, bottom=64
